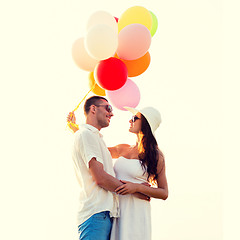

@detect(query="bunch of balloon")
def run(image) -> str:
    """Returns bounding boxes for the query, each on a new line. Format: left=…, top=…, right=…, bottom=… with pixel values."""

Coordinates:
left=71, top=6, right=158, bottom=111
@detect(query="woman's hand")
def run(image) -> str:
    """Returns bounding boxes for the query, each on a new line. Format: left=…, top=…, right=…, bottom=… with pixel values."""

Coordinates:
left=115, top=180, right=139, bottom=195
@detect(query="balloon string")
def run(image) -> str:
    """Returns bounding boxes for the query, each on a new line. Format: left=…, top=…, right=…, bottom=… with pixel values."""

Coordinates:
left=67, top=82, right=96, bottom=132
left=73, top=82, right=97, bottom=112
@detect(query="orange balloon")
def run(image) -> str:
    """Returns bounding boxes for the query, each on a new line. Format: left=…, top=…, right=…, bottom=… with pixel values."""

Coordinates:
left=119, top=52, right=151, bottom=77
left=88, top=72, right=106, bottom=96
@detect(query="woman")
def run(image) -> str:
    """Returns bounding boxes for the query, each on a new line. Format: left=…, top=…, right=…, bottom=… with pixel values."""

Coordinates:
left=67, top=106, right=168, bottom=240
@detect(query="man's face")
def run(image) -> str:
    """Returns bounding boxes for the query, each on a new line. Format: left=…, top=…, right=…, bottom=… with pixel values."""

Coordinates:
left=95, top=100, right=114, bottom=128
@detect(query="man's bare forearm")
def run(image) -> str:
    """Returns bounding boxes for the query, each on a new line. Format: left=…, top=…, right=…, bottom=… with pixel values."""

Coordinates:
left=95, top=171, right=123, bottom=192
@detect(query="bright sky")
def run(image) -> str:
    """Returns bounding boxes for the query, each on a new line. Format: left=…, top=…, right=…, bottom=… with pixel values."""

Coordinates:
left=0, top=0, right=225, bottom=239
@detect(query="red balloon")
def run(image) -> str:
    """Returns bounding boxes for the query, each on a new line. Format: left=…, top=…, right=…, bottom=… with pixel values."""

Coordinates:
left=94, top=57, right=128, bottom=91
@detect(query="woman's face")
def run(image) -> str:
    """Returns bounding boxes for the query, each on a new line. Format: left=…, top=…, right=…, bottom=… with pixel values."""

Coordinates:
left=129, top=112, right=142, bottom=134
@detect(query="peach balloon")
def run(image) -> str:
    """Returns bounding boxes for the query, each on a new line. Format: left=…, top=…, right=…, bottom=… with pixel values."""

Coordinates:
left=117, top=23, right=151, bottom=60
left=72, top=38, right=99, bottom=71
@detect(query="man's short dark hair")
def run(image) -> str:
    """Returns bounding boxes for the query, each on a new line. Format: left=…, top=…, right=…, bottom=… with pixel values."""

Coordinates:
left=84, top=96, right=108, bottom=115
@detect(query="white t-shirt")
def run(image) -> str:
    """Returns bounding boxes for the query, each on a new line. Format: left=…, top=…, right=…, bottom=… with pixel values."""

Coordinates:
left=72, top=124, right=119, bottom=226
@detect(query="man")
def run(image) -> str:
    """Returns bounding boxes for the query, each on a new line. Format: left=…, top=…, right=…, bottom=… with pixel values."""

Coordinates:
left=70, top=96, right=121, bottom=240
left=69, top=96, right=148, bottom=240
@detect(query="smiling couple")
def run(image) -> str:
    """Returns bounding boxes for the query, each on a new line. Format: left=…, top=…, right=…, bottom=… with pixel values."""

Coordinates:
left=67, top=95, right=168, bottom=240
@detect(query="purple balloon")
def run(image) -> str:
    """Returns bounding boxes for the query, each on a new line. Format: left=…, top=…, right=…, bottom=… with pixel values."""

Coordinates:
left=106, top=79, right=140, bottom=111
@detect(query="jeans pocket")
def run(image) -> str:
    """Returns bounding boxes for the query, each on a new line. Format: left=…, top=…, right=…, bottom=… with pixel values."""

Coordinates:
left=93, top=211, right=109, bottom=220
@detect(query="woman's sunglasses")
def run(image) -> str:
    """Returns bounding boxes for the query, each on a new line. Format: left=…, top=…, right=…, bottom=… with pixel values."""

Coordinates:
left=95, top=104, right=113, bottom=113
left=132, top=115, right=140, bottom=122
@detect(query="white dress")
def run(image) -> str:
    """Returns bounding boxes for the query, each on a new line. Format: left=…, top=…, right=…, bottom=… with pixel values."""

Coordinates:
left=110, top=156, right=151, bottom=240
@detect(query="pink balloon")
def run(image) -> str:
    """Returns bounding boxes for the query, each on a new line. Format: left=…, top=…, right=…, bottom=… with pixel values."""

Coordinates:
left=117, top=23, right=151, bottom=60
left=106, top=79, right=140, bottom=111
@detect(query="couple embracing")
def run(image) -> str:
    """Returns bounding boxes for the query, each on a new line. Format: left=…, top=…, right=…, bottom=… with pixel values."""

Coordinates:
left=67, top=96, right=168, bottom=240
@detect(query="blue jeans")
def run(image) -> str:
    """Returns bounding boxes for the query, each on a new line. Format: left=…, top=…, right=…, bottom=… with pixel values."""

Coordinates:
left=78, top=211, right=113, bottom=240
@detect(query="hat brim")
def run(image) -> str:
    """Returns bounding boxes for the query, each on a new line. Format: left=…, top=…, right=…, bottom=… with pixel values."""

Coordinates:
left=123, top=107, right=139, bottom=115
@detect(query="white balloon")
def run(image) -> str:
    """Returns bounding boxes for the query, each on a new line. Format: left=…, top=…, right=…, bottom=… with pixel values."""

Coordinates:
left=86, top=10, right=118, bottom=33
left=72, top=38, right=99, bottom=71
left=85, top=24, right=118, bottom=60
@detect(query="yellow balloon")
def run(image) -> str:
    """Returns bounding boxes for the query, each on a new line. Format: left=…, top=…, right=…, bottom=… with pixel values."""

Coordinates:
left=88, top=72, right=106, bottom=96
left=118, top=6, right=152, bottom=32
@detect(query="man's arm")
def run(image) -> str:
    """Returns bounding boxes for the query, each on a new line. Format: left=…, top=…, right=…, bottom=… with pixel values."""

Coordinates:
left=89, top=158, right=122, bottom=191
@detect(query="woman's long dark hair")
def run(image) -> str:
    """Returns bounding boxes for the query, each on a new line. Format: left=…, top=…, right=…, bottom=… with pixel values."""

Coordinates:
left=138, top=114, right=164, bottom=183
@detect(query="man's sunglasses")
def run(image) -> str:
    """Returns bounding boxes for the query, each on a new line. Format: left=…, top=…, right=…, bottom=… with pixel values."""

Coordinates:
left=132, top=115, right=140, bottom=122
left=95, top=104, right=113, bottom=113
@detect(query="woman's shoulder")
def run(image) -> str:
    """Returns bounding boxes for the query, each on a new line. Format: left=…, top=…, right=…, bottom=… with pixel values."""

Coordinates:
left=114, top=144, right=131, bottom=152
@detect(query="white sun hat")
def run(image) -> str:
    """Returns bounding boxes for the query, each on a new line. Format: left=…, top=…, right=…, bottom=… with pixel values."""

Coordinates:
left=124, top=106, right=162, bottom=134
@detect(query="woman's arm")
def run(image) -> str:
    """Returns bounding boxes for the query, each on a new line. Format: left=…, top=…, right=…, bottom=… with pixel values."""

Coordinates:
left=115, top=152, right=168, bottom=200
left=108, top=146, right=120, bottom=159
left=108, top=144, right=130, bottom=159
